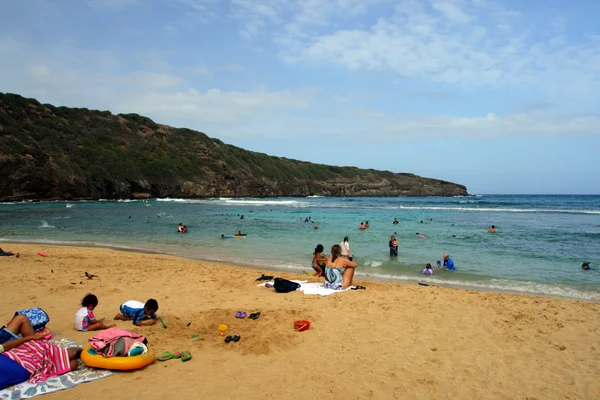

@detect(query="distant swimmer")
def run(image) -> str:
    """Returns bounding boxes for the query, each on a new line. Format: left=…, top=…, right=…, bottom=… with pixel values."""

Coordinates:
left=582, top=262, right=590, bottom=270
left=221, top=234, right=232, bottom=239
left=488, top=225, right=496, bottom=233
left=365, top=221, right=370, bottom=228
left=181, top=225, right=188, bottom=233
left=358, top=222, right=366, bottom=230
left=393, top=218, right=399, bottom=225
left=177, top=223, right=183, bottom=232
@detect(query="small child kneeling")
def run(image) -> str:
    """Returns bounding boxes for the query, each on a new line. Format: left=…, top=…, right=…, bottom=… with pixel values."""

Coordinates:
left=75, top=294, right=116, bottom=332
left=114, top=299, right=159, bottom=326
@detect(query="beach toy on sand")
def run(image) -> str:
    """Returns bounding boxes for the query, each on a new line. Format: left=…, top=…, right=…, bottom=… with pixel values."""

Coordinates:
left=158, top=316, right=167, bottom=329
left=293, top=320, right=311, bottom=332
left=37, top=252, right=47, bottom=257
left=81, top=345, right=155, bottom=370
left=218, top=324, right=228, bottom=337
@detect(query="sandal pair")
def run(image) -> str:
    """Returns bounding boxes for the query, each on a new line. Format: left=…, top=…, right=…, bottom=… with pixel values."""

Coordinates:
left=351, top=285, right=367, bottom=290
left=224, top=335, right=241, bottom=343
left=248, top=312, right=261, bottom=320
left=158, top=350, right=192, bottom=362
left=235, top=311, right=247, bottom=319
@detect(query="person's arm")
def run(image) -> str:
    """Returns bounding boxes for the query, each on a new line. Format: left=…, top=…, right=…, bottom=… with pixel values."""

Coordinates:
left=0, top=333, right=47, bottom=353
left=343, top=259, right=358, bottom=268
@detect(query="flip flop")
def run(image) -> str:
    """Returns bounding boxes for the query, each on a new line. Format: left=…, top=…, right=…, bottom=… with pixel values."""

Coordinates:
left=351, top=285, right=366, bottom=290
left=248, top=312, right=261, bottom=320
left=233, top=335, right=241, bottom=342
left=224, top=335, right=233, bottom=343
left=180, top=350, right=192, bottom=362
left=157, top=351, right=181, bottom=361
left=240, top=312, right=247, bottom=319
left=235, top=312, right=242, bottom=318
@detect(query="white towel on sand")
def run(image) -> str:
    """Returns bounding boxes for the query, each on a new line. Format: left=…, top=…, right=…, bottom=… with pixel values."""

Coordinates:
left=258, top=281, right=351, bottom=296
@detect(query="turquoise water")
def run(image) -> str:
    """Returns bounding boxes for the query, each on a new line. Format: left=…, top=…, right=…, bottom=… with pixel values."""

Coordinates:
left=1, top=195, right=599, bottom=300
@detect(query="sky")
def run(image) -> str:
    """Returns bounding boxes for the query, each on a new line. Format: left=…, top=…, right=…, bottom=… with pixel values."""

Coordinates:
left=1, top=0, right=599, bottom=194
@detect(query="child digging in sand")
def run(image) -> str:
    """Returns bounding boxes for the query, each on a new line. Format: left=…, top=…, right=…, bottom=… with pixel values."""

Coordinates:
left=114, top=299, right=159, bottom=326
left=75, top=294, right=116, bottom=332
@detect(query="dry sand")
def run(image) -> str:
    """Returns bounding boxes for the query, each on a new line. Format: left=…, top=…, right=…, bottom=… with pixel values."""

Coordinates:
left=1, top=243, right=599, bottom=399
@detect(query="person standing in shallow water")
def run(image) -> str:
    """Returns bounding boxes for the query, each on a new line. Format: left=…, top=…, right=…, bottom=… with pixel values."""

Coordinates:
left=488, top=225, right=496, bottom=233
left=340, top=236, right=353, bottom=261
left=389, top=235, right=398, bottom=256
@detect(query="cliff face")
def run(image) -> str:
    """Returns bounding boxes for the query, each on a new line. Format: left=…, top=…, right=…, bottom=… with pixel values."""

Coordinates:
left=0, top=93, right=468, bottom=200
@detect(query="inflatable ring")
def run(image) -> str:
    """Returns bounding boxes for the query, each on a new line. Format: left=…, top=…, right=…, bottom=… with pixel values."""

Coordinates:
left=80, top=345, right=156, bottom=371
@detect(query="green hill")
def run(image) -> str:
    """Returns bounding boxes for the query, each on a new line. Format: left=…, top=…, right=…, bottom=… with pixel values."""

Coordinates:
left=0, top=93, right=468, bottom=200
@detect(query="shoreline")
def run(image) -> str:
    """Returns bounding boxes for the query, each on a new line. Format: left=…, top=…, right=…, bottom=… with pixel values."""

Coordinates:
left=2, top=240, right=597, bottom=303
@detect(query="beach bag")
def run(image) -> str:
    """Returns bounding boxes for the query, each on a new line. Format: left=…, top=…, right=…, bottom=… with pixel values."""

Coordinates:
left=274, top=278, right=301, bottom=293
left=15, top=308, right=50, bottom=332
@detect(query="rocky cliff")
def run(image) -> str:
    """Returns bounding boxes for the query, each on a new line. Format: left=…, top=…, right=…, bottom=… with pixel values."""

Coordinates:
left=0, top=93, right=468, bottom=200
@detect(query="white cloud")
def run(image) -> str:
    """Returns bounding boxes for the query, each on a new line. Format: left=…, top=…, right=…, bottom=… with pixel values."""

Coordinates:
left=347, top=109, right=600, bottom=141
left=277, top=0, right=600, bottom=99
left=431, top=0, right=474, bottom=23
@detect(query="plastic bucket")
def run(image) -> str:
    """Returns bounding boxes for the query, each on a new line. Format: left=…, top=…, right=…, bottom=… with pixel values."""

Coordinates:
left=293, top=320, right=311, bottom=332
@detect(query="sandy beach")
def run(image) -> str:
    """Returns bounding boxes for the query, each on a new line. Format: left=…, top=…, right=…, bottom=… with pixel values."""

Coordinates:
left=1, top=243, right=599, bottom=399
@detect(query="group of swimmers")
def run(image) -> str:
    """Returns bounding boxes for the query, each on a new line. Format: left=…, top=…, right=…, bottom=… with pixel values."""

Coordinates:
left=358, top=221, right=370, bottom=230
left=176, top=223, right=188, bottom=233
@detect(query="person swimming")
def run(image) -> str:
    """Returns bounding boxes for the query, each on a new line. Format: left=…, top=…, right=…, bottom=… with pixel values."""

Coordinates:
left=582, top=262, right=590, bottom=270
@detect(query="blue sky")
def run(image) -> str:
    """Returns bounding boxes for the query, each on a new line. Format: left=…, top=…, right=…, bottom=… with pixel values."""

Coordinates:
left=1, top=0, right=599, bottom=194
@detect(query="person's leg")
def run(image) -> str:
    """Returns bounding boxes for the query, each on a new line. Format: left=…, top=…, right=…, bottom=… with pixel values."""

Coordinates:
left=113, top=313, right=131, bottom=321
left=6, top=314, right=35, bottom=337
left=341, top=267, right=356, bottom=290
left=86, top=321, right=117, bottom=331
left=312, top=265, right=323, bottom=277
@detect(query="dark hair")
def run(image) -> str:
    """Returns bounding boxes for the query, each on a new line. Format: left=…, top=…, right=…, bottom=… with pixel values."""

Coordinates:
left=331, top=244, right=342, bottom=261
left=82, top=293, right=98, bottom=307
left=491, top=225, right=495, bottom=228
left=582, top=262, right=590, bottom=269
left=343, top=236, right=349, bottom=242
left=145, top=298, right=159, bottom=311
left=426, top=263, right=432, bottom=269
left=315, top=244, right=324, bottom=253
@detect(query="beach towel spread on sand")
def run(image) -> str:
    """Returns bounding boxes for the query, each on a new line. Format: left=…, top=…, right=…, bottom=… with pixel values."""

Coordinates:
left=89, top=328, right=146, bottom=357
left=0, top=338, right=113, bottom=400
left=259, top=281, right=352, bottom=296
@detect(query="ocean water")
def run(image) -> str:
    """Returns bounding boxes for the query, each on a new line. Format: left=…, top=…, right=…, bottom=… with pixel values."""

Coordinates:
left=1, top=195, right=599, bottom=300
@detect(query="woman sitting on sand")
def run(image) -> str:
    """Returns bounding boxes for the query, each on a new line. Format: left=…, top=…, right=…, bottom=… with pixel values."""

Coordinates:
left=323, top=244, right=358, bottom=290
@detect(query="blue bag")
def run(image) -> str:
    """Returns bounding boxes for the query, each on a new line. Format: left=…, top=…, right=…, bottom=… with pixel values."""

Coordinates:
left=15, top=308, right=50, bottom=332
left=0, top=355, right=30, bottom=390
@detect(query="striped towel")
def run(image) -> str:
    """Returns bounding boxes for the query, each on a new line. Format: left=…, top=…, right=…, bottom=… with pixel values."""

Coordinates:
left=3, top=340, right=71, bottom=383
